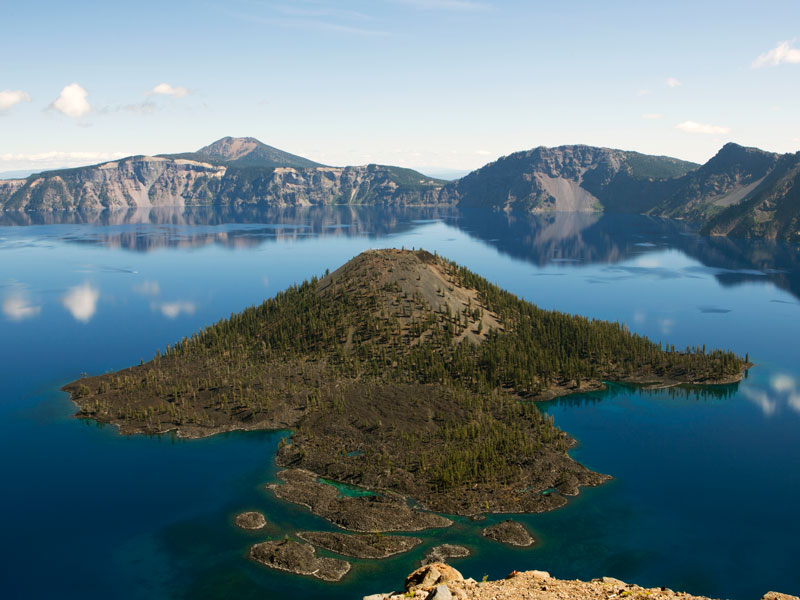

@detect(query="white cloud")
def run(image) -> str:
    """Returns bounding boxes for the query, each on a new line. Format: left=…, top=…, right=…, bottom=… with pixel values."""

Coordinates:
left=153, top=301, right=196, bottom=318
left=0, top=90, right=31, bottom=113
left=636, top=89, right=651, bottom=97
left=62, top=283, right=99, bottom=323
left=149, top=83, right=189, bottom=98
left=666, top=77, right=682, bottom=88
left=2, top=293, right=41, bottom=321
left=676, top=121, right=730, bottom=135
left=50, top=83, right=91, bottom=117
left=789, top=393, right=800, bottom=414
left=133, top=280, right=161, bottom=296
left=641, top=113, right=663, bottom=120
left=752, top=41, right=800, bottom=68
left=632, top=310, right=646, bottom=324
left=475, top=150, right=491, bottom=156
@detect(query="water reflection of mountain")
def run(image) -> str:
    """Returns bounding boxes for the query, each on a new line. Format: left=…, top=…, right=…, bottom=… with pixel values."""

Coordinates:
left=454, top=209, right=800, bottom=303
left=3, top=205, right=799, bottom=302
left=0, top=205, right=459, bottom=253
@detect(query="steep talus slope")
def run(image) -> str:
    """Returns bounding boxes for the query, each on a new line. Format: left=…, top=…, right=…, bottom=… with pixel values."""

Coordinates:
left=651, top=143, right=780, bottom=221
left=446, top=145, right=697, bottom=213
left=702, top=151, right=800, bottom=240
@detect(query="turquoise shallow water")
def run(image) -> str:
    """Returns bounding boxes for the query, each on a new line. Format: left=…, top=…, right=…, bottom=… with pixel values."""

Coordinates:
left=1, top=207, right=799, bottom=599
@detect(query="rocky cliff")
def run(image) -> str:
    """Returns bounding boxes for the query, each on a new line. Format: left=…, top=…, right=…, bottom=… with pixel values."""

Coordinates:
left=701, top=151, right=800, bottom=240
left=0, top=158, right=444, bottom=211
left=445, top=145, right=697, bottom=214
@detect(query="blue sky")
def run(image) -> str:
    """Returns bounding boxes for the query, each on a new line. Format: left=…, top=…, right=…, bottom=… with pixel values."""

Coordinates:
left=1, top=0, right=799, bottom=174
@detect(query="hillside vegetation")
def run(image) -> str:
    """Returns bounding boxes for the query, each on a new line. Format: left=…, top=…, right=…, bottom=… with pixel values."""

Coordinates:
left=64, top=249, right=747, bottom=514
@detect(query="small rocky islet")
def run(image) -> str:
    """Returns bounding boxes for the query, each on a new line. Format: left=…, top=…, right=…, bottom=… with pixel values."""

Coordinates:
left=234, top=511, right=267, bottom=530
left=249, top=538, right=350, bottom=582
left=481, top=520, right=535, bottom=547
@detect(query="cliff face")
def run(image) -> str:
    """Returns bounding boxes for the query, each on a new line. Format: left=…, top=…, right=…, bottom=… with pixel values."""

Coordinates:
left=0, top=160, right=444, bottom=211
left=0, top=157, right=225, bottom=211
left=446, top=145, right=697, bottom=214
left=650, top=143, right=781, bottom=221
left=702, top=152, right=800, bottom=240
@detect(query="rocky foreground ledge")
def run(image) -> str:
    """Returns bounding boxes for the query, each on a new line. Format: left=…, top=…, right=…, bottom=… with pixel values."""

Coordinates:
left=363, top=563, right=799, bottom=600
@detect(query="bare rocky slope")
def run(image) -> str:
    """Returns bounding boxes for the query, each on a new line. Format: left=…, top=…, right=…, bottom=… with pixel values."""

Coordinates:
left=364, top=564, right=799, bottom=600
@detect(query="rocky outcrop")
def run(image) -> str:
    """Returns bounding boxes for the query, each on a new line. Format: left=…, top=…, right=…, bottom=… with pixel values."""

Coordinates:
left=481, top=520, right=534, bottom=546
left=364, top=566, right=800, bottom=600
left=249, top=538, right=350, bottom=581
left=234, top=511, right=267, bottom=530
left=297, top=531, right=421, bottom=558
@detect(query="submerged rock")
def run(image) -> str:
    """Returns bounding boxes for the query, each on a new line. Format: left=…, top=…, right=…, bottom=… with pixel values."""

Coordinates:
left=298, top=531, right=421, bottom=559
left=249, top=539, right=350, bottom=582
left=481, top=520, right=534, bottom=547
left=234, top=511, right=267, bottom=530
left=421, top=544, right=471, bottom=565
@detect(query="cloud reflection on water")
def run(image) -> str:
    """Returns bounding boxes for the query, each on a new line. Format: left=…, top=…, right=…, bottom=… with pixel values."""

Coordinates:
left=62, top=283, right=100, bottom=323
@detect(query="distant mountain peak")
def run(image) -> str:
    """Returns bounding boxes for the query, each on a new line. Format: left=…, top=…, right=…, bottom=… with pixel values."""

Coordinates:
left=192, top=136, right=323, bottom=169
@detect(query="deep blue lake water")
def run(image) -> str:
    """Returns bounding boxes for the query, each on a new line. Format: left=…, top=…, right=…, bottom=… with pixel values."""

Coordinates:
left=1, top=206, right=799, bottom=599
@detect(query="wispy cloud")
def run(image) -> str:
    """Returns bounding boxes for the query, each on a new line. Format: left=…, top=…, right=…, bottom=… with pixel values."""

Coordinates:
left=221, top=4, right=390, bottom=36
left=752, top=41, right=800, bottom=68
left=666, top=77, right=681, bottom=88
left=394, top=0, right=491, bottom=10
left=148, top=83, right=190, bottom=98
left=0, top=90, right=31, bottom=113
left=475, top=149, right=491, bottom=156
left=676, top=121, right=730, bottom=135
left=2, top=292, right=41, bottom=321
left=641, top=113, right=663, bottom=120
left=62, top=283, right=100, bottom=323
left=636, top=89, right=651, bottom=97
left=50, top=83, right=91, bottom=117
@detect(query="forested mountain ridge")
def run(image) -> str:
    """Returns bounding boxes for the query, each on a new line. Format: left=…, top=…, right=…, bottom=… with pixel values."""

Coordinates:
left=63, top=249, right=748, bottom=515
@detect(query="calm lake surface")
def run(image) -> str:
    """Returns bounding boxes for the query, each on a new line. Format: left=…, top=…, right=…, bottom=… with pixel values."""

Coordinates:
left=1, top=207, right=799, bottom=600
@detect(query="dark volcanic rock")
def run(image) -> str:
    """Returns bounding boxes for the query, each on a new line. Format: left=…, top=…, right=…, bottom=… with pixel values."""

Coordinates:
left=481, top=520, right=535, bottom=547
left=298, top=531, right=421, bottom=559
left=249, top=539, right=350, bottom=581
left=234, top=511, right=267, bottom=530
left=268, top=469, right=452, bottom=532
